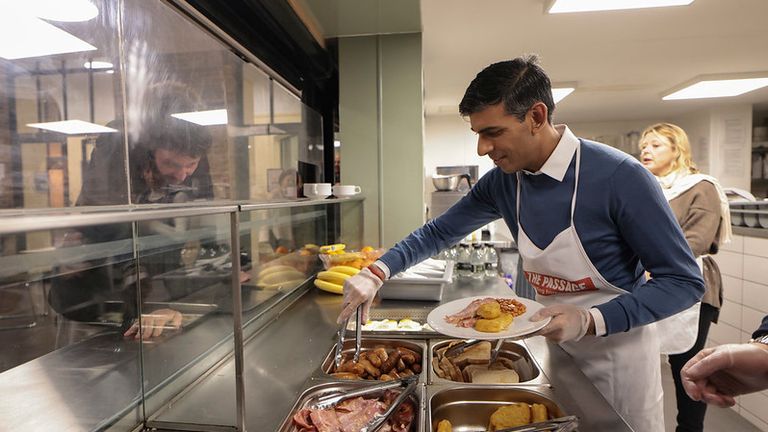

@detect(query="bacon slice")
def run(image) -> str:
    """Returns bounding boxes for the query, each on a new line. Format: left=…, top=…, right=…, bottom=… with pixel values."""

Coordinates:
left=309, top=409, right=342, bottom=432
left=444, top=298, right=497, bottom=324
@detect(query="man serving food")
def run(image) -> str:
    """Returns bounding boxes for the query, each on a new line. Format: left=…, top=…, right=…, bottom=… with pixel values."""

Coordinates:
left=337, top=55, right=703, bottom=432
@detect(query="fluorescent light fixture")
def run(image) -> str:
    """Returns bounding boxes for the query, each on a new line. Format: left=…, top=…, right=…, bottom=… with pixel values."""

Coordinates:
left=0, top=14, right=96, bottom=59
left=28, top=120, right=118, bottom=135
left=552, top=87, right=575, bottom=104
left=546, top=0, right=694, bottom=14
left=30, top=0, right=98, bottom=22
left=84, top=61, right=113, bottom=70
left=662, top=73, right=768, bottom=100
left=171, top=109, right=228, bottom=126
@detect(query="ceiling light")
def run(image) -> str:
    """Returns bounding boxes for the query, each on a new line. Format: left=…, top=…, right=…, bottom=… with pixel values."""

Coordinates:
left=28, top=120, right=118, bottom=135
left=552, top=87, right=575, bottom=104
left=171, top=109, right=228, bottom=126
left=30, top=0, right=98, bottom=22
left=84, top=61, right=113, bottom=70
left=0, top=14, right=96, bottom=59
left=546, top=0, right=694, bottom=14
left=663, top=74, right=768, bottom=100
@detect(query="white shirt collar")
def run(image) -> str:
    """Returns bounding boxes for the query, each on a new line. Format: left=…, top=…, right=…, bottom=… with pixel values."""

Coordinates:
left=522, top=124, right=578, bottom=182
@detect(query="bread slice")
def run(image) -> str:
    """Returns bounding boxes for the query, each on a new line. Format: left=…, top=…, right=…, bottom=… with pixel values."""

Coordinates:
left=449, top=341, right=491, bottom=367
left=471, top=368, right=520, bottom=384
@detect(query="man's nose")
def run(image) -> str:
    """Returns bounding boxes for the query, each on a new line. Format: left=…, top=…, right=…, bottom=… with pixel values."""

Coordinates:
left=477, top=137, right=492, bottom=156
left=173, top=169, right=190, bottom=182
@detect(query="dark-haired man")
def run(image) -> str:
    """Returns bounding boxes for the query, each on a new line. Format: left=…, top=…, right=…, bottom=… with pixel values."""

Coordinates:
left=51, top=116, right=216, bottom=341
left=338, top=55, right=703, bottom=431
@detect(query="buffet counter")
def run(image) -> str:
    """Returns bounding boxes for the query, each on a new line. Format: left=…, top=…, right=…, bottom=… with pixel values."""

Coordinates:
left=0, top=275, right=633, bottom=431
left=147, top=276, right=633, bottom=431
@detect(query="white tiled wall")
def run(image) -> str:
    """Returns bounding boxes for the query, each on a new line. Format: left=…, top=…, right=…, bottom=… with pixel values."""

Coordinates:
left=711, top=233, right=768, bottom=431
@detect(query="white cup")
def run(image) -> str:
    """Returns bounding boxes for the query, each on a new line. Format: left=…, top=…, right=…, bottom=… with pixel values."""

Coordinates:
left=332, top=185, right=361, bottom=197
left=303, top=183, right=332, bottom=199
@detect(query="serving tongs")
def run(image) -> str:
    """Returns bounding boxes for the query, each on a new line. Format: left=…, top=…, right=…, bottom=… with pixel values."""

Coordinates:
left=444, top=338, right=506, bottom=363
left=310, top=375, right=419, bottom=410
left=493, top=415, right=579, bottom=432
left=334, top=305, right=363, bottom=369
left=310, top=375, right=419, bottom=431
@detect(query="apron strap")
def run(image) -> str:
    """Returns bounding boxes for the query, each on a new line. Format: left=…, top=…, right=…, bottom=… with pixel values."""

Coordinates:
left=570, top=143, right=581, bottom=219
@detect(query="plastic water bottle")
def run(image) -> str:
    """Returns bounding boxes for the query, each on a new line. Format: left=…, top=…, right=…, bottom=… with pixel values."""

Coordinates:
left=456, top=244, right=472, bottom=279
left=470, top=243, right=486, bottom=280
left=484, top=243, right=499, bottom=278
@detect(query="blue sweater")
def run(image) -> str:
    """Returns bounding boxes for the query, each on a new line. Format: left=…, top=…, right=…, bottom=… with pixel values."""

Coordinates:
left=379, top=139, right=705, bottom=335
left=754, top=316, right=768, bottom=338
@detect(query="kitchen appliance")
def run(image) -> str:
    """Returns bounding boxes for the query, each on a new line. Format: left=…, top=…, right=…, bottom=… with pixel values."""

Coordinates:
left=432, top=173, right=472, bottom=191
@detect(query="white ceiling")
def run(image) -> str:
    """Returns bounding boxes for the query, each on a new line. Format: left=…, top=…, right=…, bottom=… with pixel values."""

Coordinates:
left=421, top=0, right=768, bottom=123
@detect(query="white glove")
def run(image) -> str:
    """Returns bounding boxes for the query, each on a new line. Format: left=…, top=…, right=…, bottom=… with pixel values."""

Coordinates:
left=529, top=304, right=592, bottom=343
left=681, top=342, right=768, bottom=407
left=337, top=267, right=383, bottom=324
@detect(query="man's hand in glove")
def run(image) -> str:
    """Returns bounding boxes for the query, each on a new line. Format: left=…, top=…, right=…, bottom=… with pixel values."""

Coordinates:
left=681, top=342, right=768, bottom=407
left=529, top=304, right=593, bottom=343
left=124, top=308, right=183, bottom=340
left=337, top=267, right=384, bottom=324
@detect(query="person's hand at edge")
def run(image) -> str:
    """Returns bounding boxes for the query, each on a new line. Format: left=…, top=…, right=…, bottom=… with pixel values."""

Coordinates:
left=337, top=266, right=384, bottom=325
left=681, top=342, right=768, bottom=407
left=124, top=308, right=183, bottom=340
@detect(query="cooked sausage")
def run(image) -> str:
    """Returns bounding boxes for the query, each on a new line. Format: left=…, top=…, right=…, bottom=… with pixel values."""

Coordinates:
left=373, top=347, right=389, bottom=362
left=358, top=357, right=381, bottom=378
left=396, top=347, right=421, bottom=363
left=330, top=372, right=361, bottom=380
left=367, top=351, right=382, bottom=368
left=337, top=361, right=364, bottom=376
left=412, top=363, right=422, bottom=374
left=397, top=358, right=407, bottom=372
left=400, top=368, right=414, bottom=377
left=379, top=373, right=396, bottom=381
left=381, top=350, right=401, bottom=373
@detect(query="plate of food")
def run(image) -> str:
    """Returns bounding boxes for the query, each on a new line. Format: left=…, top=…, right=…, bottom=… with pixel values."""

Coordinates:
left=427, top=296, right=551, bottom=340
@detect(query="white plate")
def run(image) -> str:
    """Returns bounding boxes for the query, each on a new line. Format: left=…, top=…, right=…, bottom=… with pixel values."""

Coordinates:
left=427, top=295, right=551, bottom=340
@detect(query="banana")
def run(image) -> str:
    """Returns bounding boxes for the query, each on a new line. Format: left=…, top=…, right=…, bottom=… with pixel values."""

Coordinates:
left=257, top=269, right=305, bottom=286
left=257, top=265, right=298, bottom=279
left=328, top=265, right=360, bottom=276
left=260, top=279, right=306, bottom=290
left=320, top=243, right=346, bottom=254
left=317, top=270, right=351, bottom=285
left=314, top=278, right=343, bottom=294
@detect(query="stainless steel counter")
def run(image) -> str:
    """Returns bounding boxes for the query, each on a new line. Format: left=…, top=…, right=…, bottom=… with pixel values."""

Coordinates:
left=1, top=276, right=633, bottom=431
left=150, top=277, right=632, bottom=431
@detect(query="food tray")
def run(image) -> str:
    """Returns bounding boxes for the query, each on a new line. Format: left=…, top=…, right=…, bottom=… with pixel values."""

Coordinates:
left=429, top=339, right=547, bottom=386
left=427, top=385, right=566, bottom=432
left=348, top=308, right=439, bottom=338
left=315, top=338, right=427, bottom=384
left=276, top=381, right=425, bottom=432
left=378, top=261, right=453, bottom=301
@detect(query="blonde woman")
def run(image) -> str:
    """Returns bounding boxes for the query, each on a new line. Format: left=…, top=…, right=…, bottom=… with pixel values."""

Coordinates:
left=639, top=122, right=732, bottom=432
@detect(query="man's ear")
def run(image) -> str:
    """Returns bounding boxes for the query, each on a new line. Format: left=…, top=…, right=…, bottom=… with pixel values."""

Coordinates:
left=529, top=102, right=548, bottom=134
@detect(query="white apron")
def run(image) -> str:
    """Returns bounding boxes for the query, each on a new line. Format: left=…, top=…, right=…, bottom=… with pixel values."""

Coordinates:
left=652, top=258, right=702, bottom=355
left=518, top=143, right=665, bottom=432
left=653, top=173, right=727, bottom=355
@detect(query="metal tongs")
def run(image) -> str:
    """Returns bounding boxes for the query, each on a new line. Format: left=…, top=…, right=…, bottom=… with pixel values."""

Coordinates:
left=310, top=375, right=419, bottom=431
left=493, top=415, right=579, bottom=432
left=444, top=338, right=506, bottom=363
left=334, top=305, right=363, bottom=369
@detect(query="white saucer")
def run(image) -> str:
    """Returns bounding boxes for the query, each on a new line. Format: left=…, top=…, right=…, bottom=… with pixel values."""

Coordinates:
left=305, top=193, right=331, bottom=199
